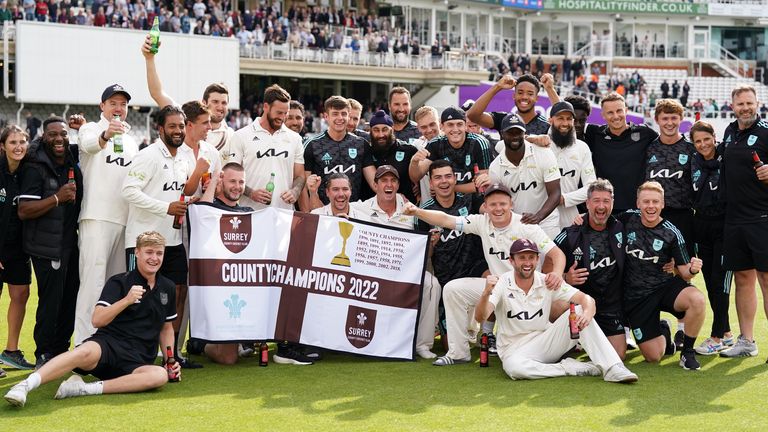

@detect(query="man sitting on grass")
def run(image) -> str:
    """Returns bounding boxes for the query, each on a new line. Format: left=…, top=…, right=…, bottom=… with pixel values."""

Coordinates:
left=5, top=231, right=180, bottom=407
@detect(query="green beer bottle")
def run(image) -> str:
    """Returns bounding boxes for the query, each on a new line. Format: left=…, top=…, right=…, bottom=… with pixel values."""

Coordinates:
left=149, top=17, right=161, bottom=54
left=112, top=114, right=123, bottom=154
left=265, top=173, right=275, bottom=205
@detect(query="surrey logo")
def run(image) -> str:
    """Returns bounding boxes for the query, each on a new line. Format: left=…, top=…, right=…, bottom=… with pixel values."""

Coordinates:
left=224, top=294, right=246, bottom=319
left=395, top=151, right=405, bottom=162
left=679, top=154, right=689, bottom=165
left=0, top=187, right=5, bottom=203
left=748, top=135, right=758, bottom=146
left=220, top=214, right=252, bottom=253
left=346, top=306, right=377, bottom=348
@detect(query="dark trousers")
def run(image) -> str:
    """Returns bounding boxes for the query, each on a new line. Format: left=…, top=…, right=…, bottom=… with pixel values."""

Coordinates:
left=694, top=216, right=732, bottom=338
left=31, top=247, right=80, bottom=359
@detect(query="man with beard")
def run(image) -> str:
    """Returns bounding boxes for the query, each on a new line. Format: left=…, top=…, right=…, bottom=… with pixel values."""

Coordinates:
left=617, top=182, right=705, bottom=370
left=308, top=173, right=362, bottom=218
left=347, top=98, right=369, bottom=143
left=389, top=87, right=421, bottom=144
left=409, top=107, right=492, bottom=195
left=475, top=239, right=638, bottom=383
left=564, top=95, right=591, bottom=142
left=547, top=101, right=596, bottom=230
left=480, top=114, right=562, bottom=239
left=718, top=85, right=768, bottom=359
left=402, top=184, right=566, bottom=365
left=466, top=73, right=558, bottom=140
left=584, top=92, right=658, bottom=214
left=74, top=85, right=139, bottom=346
left=142, top=36, right=235, bottom=164
left=302, top=96, right=376, bottom=208
left=230, top=84, right=305, bottom=211
left=554, top=179, right=627, bottom=358
left=18, top=117, right=83, bottom=368
left=285, top=101, right=306, bottom=137
left=122, top=105, right=195, bottom=366
left=352, top=166, right=441, bottom=359
left=360, top=110, right=417, bottom=203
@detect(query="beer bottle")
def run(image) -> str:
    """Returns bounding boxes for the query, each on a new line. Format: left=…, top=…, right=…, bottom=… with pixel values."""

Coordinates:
left=569, top=302, right=580, bottom=340
left=165, top=346, right=180, bottom=382
left=753, top=151, right=765, bottom=169
left=201, top=171, right=211, bottom=189
left=473, top=163, right=486, bottom=194
left=68, top=168, right=75, bottom=185
left=479, top=333, right=489, bottom=367
left=172, top=194, right=185, bottom=229
left=112, top=114, right=123, bottom=154
left=259, top=342, right=269, bottom=367
left=265, top=173, right=276, bottom=205
left=149, top=16, right=161, bottom=54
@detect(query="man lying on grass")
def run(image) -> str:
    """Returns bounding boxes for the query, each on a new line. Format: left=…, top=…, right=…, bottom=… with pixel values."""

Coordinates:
left=5, top=231, right=180, bottom=407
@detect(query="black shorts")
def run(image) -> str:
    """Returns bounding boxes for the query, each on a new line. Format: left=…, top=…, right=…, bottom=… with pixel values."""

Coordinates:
left=0, top=252, right=32, bottom=286
left=126, top=244, right=188, bottom=285
left=74, top=334, right=153, bottom=380
left=624, top=278, right=689, bottom=344
left=593, top=311, right=625, bottom=337
left=722, top=222, right=768, bottom=272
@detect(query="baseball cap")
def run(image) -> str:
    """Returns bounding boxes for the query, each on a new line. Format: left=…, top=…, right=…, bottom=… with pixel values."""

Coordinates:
left=440, top=106, right=466, bottom=123
left=369, top=110, right=393, bottom=128
left=550, top=101, right=575, bottom=118
left=509, top=238, right=539, bottom=255
left=101, top=84, right=131, bottom=103
left=374, top=165, right=399, bottom=181
left=483, top=183, right=512, bottom=199
left=500, top=113, right=526, bottom=132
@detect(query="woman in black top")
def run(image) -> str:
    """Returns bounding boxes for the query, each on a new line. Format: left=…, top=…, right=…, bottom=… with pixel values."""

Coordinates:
left=0, top=125, right=35, bottom=373
left=690, top=121, right=734, bottom=355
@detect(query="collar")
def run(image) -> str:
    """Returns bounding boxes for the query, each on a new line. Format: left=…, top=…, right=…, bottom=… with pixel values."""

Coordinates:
left=497, top=142, right=534, bottom=167
left=154, top=139, right=191, bottom=158
left=367, top=194, right=405, bottom=215
left=252, top=118, right=286, bottom=135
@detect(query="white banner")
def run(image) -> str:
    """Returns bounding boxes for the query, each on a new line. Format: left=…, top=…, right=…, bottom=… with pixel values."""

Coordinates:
left=187, top=204, right=428, bottom=360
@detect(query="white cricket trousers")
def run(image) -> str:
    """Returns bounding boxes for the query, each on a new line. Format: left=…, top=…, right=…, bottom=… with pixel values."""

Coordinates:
left=500, top=307, right=622, bottom=380
left=75, top=220, right=126, bottom=344
left=416, top=271, right=442, bottom=353
left=443, top=277, right=485, bottom=360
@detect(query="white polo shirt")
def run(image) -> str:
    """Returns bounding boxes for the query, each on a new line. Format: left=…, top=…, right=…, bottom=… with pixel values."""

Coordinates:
left=311, top=203, right=363, bottom=219
left=456, top=212, right=555, bottom=276
left=181, top=140, right=222, bottom=198
left=550, top=139, right=596, bottom=229
left=352, top=194, right=415, bottom=230
left=78, top=114, right=138, bottom=225
left=122, top=140, right=194, bottom=247
left=206, top=121, right=235, bottom=164
left=490, top=271, right=578, bottom=351
left=229, top=119, right=304, bottom=211
left=489, top=142, right=561, bottom=229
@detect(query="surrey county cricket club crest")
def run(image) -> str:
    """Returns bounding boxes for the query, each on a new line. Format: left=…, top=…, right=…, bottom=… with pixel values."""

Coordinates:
left=219, top=214, right=252, bottom=253
left=346, top=305, right=377, bottom=348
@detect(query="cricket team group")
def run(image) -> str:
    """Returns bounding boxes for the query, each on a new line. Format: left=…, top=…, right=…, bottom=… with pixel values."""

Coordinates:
left=2, top=36, right=768, bottom=408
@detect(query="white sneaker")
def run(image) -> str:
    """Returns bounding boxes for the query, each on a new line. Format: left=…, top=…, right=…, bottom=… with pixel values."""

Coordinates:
left=603, top=363, right=638, bottom=383
left=54, top=375, right=88, bottom=400
left=4, top=381, right=30, bottom=407
left=695, top=337, right=724, bottom=356
left=416, top=349, right=437, bottom=359
left=561, top=357, right=601, bottom=377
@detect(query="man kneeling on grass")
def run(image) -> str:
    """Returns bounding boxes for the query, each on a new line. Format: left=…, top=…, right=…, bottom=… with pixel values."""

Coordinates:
left=5, top=231, right=180, bottom=407
left=475, top=239, right=638, bottom=383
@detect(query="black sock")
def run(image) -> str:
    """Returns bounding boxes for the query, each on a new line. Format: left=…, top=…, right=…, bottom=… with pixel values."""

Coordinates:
left=683, top=335, right=696, bottom=352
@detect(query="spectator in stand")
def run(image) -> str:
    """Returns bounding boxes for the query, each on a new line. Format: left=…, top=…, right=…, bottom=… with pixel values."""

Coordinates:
left=562, top=56, right=572, bottom=82
left=0, top=1, right=12, bottom=25
left=681, top=81, right=690, bottom=107
left=672, top=80, right=680, bottom=99
left=661, top=80, right=670, bottom=99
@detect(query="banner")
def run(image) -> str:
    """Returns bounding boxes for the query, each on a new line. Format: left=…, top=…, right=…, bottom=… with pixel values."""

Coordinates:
left=542, top=0, right=707, bottom=15
left=187, top=204, right=429, bottom=360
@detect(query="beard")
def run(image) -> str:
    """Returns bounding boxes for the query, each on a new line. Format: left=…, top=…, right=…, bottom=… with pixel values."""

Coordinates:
left=504, top=136, right=524, bottom=151
left=372, top=131, right=395, bottom=152
left=550, top=127, right=576, bottom=148
left=391, top=111, right=408, bottom=124
left=162, top=131, right=185, bottom=148
left=267, top=112, right=283, bottom=131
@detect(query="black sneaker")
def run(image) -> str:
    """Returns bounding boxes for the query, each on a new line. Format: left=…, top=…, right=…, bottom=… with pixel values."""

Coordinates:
left=487, top=332, right=498, bottom=357
left=177, top=357, right=204, bottom=369
left=186, top=338, right=206, bottom=356
left=35, top=353, right=55, bottom=370
left=273, top=344, right=313, bottom=365
left=679, top=350, right=701, bottom=370
left=0, top=350, right=35, bottom=370
left=660, top=320, right=676, bottom=356
left=300, top=346, right=323, bottom=361
left=674, top=330, right=685, bottom=351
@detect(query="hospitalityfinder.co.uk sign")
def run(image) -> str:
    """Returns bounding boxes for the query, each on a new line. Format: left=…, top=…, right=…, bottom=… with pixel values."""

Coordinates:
left=543, top=0, right=707, bottom=15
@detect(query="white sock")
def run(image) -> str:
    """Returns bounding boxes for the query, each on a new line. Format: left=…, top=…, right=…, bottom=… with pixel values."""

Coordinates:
left=677, top=322, right=685, bottom=332
left=26, top=372, right=42, bottom=390
left=482, top=321, right=495, bottom=334
left=83, top=381, right=104, bottom=396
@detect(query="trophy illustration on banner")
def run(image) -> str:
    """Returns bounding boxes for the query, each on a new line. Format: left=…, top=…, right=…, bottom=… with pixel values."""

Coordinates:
left=331, top=221, right=354, bottom=267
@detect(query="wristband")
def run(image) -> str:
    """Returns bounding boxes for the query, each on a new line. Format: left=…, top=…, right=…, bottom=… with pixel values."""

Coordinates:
left=100, top=132, right=108, bottom=142
left=690, top=265, right=699, bottom=275
left=53, top=194, right=59, bottom=206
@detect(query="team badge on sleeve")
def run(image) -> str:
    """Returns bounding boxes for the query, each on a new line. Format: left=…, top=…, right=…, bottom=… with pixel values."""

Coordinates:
left=652, top=239, right=664, bottom=251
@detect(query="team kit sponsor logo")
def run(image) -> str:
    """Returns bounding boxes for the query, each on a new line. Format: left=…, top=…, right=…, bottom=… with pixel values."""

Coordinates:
left=188, top=205, right=428, bottom=360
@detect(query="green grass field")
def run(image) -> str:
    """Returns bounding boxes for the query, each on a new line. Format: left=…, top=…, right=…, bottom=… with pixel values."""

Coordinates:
left=2, top=275, right=768, bottom=431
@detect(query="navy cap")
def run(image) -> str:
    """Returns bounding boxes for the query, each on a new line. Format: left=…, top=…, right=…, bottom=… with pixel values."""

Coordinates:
left=500, top=113, right=526, bottom=132
left=550, top=101, right=575, bottom=118
left=101, top=84, right=131, bottom=103
left=440, top=106, right=466, bottom=123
